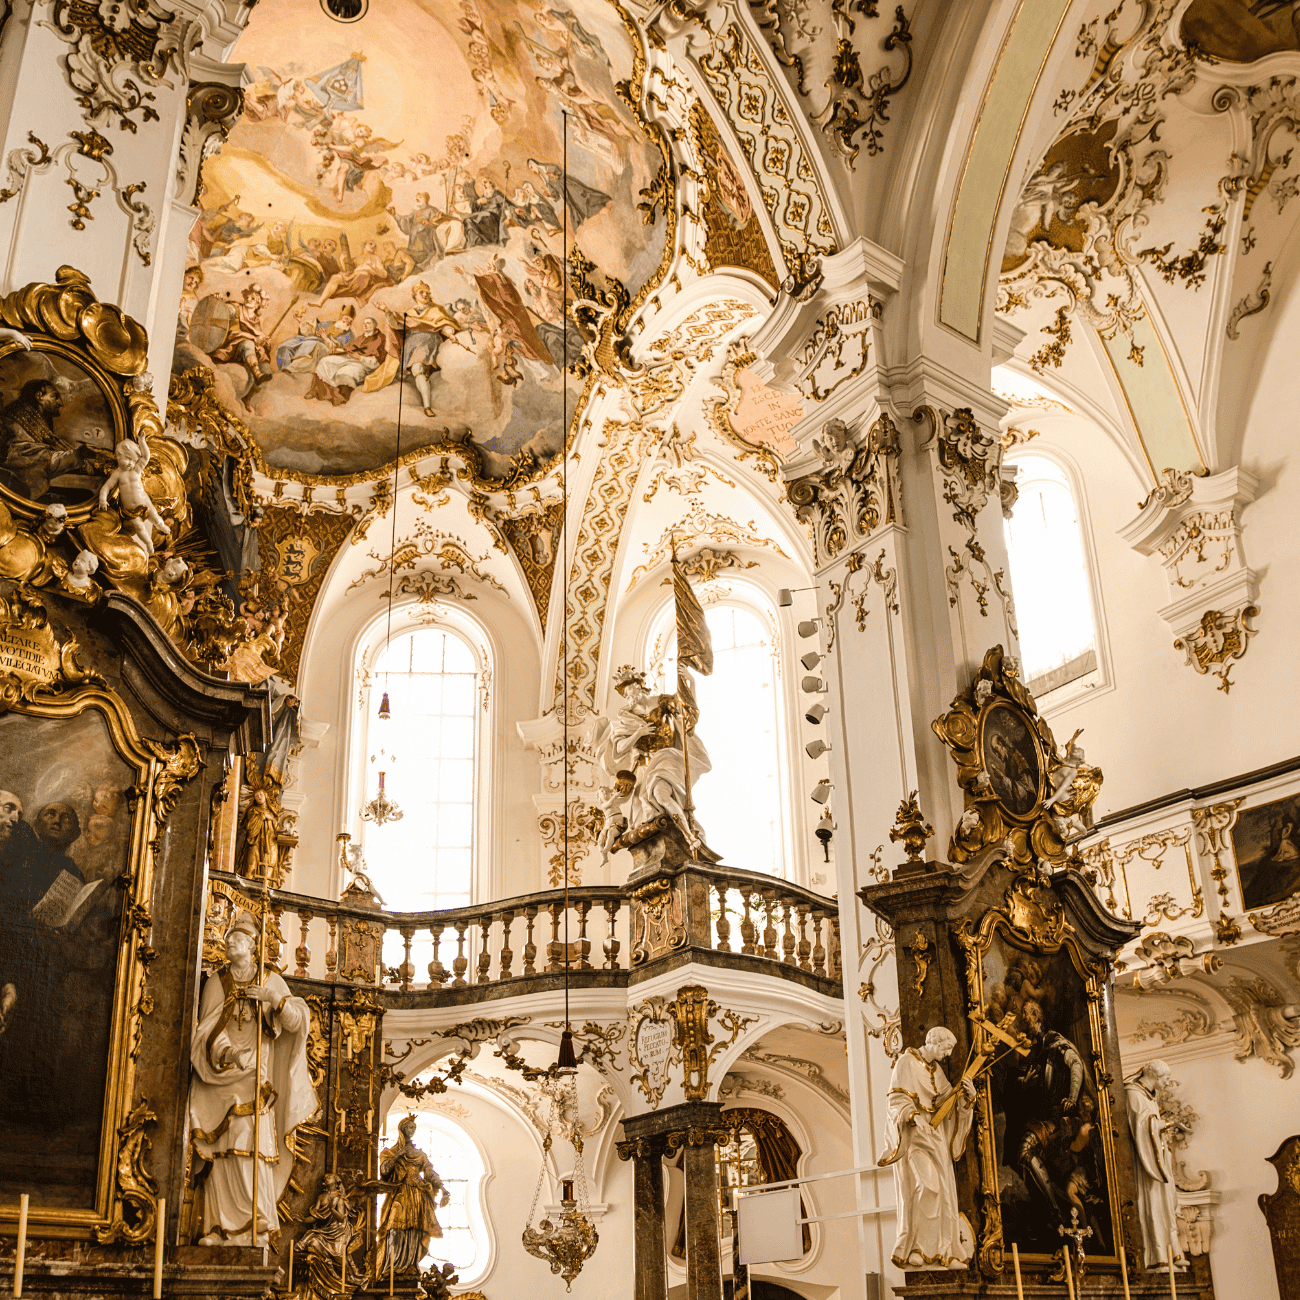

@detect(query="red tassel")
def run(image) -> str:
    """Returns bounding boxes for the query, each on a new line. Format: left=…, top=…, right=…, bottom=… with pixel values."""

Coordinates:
left=557, top=1029, right=577, bottom=1069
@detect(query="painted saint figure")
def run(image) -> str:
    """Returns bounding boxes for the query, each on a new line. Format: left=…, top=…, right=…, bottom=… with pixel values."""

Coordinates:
left=1126, top=1060, right=1187, bottom=1271
left=376, top=1115, right=450, bottom=1275
left=189, top=911, right=317, bottom=1245
left=878, top=1027, right=976, bottom=1270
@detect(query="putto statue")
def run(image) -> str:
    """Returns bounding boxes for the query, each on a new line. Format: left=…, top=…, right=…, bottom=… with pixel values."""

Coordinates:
left=1126, top=1060, right=1187, bottom=1270
left=189, top=910, right=317, bottom=1245
left=878, top=1027, right=977, bottom=1270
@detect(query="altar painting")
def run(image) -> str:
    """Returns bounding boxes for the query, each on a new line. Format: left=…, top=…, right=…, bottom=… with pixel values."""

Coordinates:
left=172, top=0, right=667, bottom=485
left=980, top=930, right=1116, bottom=1259
left=0, top=709, right=135, bottom=1210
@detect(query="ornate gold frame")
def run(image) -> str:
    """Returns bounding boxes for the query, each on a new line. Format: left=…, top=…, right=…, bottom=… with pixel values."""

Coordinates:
left=956, top=876, right=1125, bottom=1276
left=933, top=645, right=1089, bottom=866
left=0, top=266, right=161, bottom=525
left=0, top=635, right=201, bottom=1240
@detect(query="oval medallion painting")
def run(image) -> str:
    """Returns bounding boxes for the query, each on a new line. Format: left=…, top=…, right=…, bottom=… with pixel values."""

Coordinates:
left=981, top=702, right=1042, bottom=819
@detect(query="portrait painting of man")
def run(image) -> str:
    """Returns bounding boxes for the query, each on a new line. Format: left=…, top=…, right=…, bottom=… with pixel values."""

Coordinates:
left=1232, top=793, right=1300, bottom=911
left=0, top=349, right=116, bottom=507
left=982, top=703, right=1042, bottom=818
left=0, top=709, right=134, bottom=1208
left=982, top=933, right=1115, bottom=1258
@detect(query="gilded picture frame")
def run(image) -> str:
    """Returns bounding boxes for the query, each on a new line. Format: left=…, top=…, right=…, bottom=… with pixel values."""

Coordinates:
left=957, top=877, right=1125, bottom=1276
left=0, top=641, right=201, bottom=1241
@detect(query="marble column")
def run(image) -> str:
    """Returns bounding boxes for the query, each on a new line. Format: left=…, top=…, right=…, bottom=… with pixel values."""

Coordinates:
left=616, top=1134, right=669, bottom=1300
left=682, top=1130, right=726, bottom=1300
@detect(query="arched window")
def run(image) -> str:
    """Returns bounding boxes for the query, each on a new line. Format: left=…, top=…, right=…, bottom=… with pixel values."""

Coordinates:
left=356, top=626, right=481, bottom=910
left=649, top=595, right=788, bottom=876
left=384, top=1107, right=490, bottom=1283
left=1003, top=455, right=1101, bottom=697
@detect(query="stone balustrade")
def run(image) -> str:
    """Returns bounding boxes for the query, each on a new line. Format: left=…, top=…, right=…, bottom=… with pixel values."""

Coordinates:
left=208, top=863, right=843, bottom=1002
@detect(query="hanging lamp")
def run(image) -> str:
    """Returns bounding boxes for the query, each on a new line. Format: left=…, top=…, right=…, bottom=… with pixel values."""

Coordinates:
left=521, top=1069, right=598, bottom=1290
left=520, top=110, right=597, bottom=1290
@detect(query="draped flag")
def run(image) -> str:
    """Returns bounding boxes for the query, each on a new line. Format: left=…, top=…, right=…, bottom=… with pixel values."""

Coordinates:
left=673, top=555, right=713, bottom=676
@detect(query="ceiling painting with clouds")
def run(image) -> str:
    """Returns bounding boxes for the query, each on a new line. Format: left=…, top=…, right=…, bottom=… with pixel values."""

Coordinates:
left=172, top=0, right=667, bottom=486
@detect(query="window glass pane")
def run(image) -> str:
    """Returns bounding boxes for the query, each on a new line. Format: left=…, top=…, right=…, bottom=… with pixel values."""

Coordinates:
left=661, top=603, right=785, bottom=876
left=362, top=627, right=479, bottom=911
left=1003, top=455, right=1099, bottom=691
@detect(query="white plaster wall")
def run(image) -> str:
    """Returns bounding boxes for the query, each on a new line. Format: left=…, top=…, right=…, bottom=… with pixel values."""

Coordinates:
left=1002, top=403, right=1300, bottom=818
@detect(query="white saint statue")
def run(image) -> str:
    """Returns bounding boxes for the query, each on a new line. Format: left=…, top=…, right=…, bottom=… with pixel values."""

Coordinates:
left=189, top=911, right=318, bottom=1245
left=1126, top=1060, right=1186, bottom=1270
left=878, top=1026, right=977, bottom=1270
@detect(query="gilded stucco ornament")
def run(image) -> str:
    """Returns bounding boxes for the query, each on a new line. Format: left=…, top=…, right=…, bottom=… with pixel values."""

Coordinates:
left=42, top=0, right=192, bottom=133
left=671, top=983, right=756, bottom=1101
left=888, top=790, right=932, bottom=863
left=932, top=645, right=1102, bottom=867
left=1174, top=605, right=1258, bottom=693
left=787, top=413, right=900, bottom=567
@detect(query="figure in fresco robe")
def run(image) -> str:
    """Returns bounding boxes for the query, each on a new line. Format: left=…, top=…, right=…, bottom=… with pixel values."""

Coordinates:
left=1126, top=1061, right=1187, bottom=1270
left=879, top=1027, right=976, bottom=1270
left=211, top=286, right=273, bottom=389
left=376, top=282, right=471, bottom=416
left=307, top=318, right=388, bottom=405
left=0, top=380, right=87, bottom=500
left=527, top=158, right=612, bottom=228
left=189, top=911, right=317, bottom=1245
left=376, top=1116, right=449, bottom=1275
left=472, top=256, right=553, bottom=365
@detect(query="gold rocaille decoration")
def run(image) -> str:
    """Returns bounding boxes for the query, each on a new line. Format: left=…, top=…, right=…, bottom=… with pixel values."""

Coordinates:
left=889, top=790, right=933, bottom=863
left=671, top=984, right=755, bottom=1102
left=932, top=644, right=1102, bottom=868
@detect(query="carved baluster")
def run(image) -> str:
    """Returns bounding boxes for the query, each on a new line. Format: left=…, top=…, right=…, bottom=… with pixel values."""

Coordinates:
left=830, top=914, right=842, bottom=981
left=398, top=926, right=416, bottom=993
left=500, top=909, right=515, bottom=980
left=811, top=910, right=827, bottom=977
left=761, top=889, right=778, bottom=960
left=477, top=915, right=492, bottom=984
left=740, top=892, right=757, bottom=956
left=604, top=898, right=621, bottom=969
left=577, top=899, right=592, bottom=970
left=428, top=923, right=447, bottom=987
left=546, top=901, right=564, bottom=972
left=269, top=904, right=285, bottom=970
left=795, top=904, right=812, bottom=971
left=325, top=915, right=338, bottom=980
left=295, top=909, right=313, bottom=978
left=715, top=884, right=731, bottom=953
left=781, top=901, right=797, bottom=965
left=522, top=905, right=538, bottom=976
left=452, top=920, right=470, bottom=987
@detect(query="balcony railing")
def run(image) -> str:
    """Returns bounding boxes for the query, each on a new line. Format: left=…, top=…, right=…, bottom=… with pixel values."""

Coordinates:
left=208, top=863, right=843, bottom=1002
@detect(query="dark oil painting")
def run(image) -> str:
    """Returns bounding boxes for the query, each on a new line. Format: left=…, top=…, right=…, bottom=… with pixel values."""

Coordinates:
left=0, top=710, right=134, bottom=1209
left=982, top=702, right=1042, bottom=818
left=1232, top=793, right=1300, bottom=912
left=982, top=931, right=1115, bottom=1258
left=0, top=347, right=118, bottom=508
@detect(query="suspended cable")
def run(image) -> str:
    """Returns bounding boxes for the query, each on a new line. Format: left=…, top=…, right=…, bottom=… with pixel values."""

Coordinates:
left=378, top=315, right=408, bottom=721
left=559, top=109, right=574, bottom=1068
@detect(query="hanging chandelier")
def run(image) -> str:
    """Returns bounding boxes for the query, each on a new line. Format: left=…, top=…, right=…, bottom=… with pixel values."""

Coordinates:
left=362, top=769, right=403, bottom=826
left=521, top=1061, right=598, bottom=1290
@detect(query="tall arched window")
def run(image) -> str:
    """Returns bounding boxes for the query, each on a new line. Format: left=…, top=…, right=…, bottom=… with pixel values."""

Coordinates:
left=356, top=626, right=481, bottom=910
left=1003, top=454, right=1101, bottom=697
left=649, top=596, right=788, bottom=876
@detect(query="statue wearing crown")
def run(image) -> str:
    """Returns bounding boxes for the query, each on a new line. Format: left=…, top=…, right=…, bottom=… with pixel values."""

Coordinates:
left=188, top=910, right=318, bottom=1245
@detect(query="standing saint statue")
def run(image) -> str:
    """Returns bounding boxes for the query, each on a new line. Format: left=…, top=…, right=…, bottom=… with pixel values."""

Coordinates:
left=878, top=1026, right=977, bottom=1270
left=1126, top=1060, right=1187, bottom=1270
left=189, top=910, right=317, bottom=1245
left=376, top=1115, right=450, bottom=1276
left=234, top=786, right=280, bottom=883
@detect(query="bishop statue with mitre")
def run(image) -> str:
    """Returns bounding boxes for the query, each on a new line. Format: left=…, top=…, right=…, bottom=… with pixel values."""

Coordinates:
left=189, top=910, right=318, bottom=1245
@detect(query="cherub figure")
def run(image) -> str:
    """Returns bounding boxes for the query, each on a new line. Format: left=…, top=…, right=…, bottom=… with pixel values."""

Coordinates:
left=99, top=436, right=170, bottom=557
left=813, top=418, right=856, bottom=475
left=64, top=549, right=99, bottom=591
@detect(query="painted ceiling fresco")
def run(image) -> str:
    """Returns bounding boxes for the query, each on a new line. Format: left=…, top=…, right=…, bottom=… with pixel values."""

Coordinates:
left=172, top=0, right=666, bottom=484
left=1180, top=0, right=1300, bottom=63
